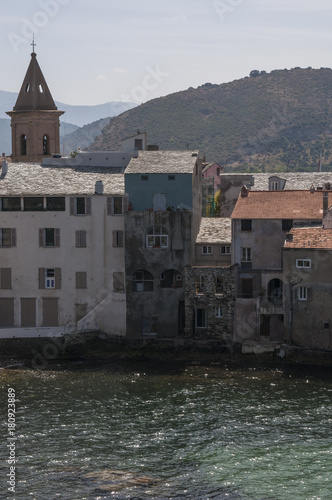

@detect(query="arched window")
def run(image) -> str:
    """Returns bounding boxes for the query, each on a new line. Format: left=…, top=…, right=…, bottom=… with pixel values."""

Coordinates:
left=20, top=135, right=27, bottom=155
left=146, top=226, right=168, bottom=248
left=132, top=270, right=154, bottom=292
left=268, top=279, right=283, bottom=305
left=160, top=269, right=183, bottom=288
left=43, top=135, right=49, bottom=155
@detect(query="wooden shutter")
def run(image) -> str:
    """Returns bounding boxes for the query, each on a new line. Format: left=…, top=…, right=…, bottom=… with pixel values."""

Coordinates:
left=39, top=228, right=44, bottom=247
left=21, top=298, right=36, bottom=327
left=55, top=268, right=61, bottom=289
left=76, top=271, right=87, bottom=289
left=75, top=230, right=81, bottom=247
left=55, top=228, right=60, bottom=247
left=85, top=197, right=91, bottom=215
left=118, top=230, right=124, bottom=247
left=11, top=228, right=17, bottom=247
left=39, top=268, right=45, bottom=289
left=107, top=197, right=113, bottom=215
left=0, top=268, right=12, bottom=289
left=0, top=298, right=14, bottom=327
left=123, top=194, right=129, bottom=213
left=70, top=197, right=75, bottom=215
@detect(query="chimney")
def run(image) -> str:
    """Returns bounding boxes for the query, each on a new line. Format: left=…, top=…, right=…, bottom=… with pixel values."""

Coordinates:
left=241, top=185, right=249, bottom=197
left=323, top=192, right=329, bottom=218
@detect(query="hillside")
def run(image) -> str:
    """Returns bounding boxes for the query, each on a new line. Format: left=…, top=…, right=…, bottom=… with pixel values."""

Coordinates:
left=89, top=68, right=332, bottom=172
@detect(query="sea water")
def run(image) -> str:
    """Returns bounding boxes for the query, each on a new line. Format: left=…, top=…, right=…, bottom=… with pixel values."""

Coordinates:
left=1, top=361, right=331, bottom=499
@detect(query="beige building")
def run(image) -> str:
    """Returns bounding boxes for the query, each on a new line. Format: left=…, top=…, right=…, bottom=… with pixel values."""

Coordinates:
left=0, top=163, right=126, bottom=338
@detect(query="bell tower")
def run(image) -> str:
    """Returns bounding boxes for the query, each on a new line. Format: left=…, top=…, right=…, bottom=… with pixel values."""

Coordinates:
left=6, top=40, right=64, bottom=163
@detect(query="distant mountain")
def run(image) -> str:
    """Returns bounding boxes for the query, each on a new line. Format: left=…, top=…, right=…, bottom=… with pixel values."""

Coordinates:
left=0, top=89, right=136, bottom=155
left=61, top=117, right=110, bottom=154
left=89, top=68, right=332, bottom=172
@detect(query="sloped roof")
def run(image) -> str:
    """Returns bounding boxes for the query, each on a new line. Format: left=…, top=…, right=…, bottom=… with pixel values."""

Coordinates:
left=196, top=217, right=231, bottom=244
left=0, top=163, right=124, bottom=196
left=11, top=53, right=59, bottom=112
left=231, top=190, right=332, bottom=220
left=125, top=150, right=199, bottom=174
left=221, top=172, right=332, bottom=191
left=284, top=227, right=332, bottom=249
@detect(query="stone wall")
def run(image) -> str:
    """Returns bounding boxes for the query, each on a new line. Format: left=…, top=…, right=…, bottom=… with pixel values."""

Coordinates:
left=184, top=266, right=235, bottom=339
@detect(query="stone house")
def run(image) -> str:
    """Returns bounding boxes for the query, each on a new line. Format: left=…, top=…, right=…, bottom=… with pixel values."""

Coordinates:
left=231, top=188, right=332, bottom=344
left=195, top=218, right=231, bottom=267
left=283, top=223, right=332, bottom=350
left=124, top=150, right=203, bottom=337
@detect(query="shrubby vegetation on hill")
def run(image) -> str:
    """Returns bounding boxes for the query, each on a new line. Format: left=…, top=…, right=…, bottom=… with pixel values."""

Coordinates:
left=89, top=68, right=332, bottom=172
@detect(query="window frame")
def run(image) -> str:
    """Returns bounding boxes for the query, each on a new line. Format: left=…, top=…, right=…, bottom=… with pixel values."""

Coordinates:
left=132, top=270, right=154, bottom=292
left=202, top=245, right=213, bottom=255
left=195, top=308, right=207, bottom=328
left=45, top=268, right=55, bottom=289
left=297, top=286, right=308, bottom=301
left=215, top=306, right=223, bottom=318
left=220, top=245, right=231, bottom=255
left=296, top=259, right=311, bottom=269
left=0, top=228, right=16, bottom=248
left=241, top=219, right=252, bottom=232
left=146, top=226, right=168, bottom=248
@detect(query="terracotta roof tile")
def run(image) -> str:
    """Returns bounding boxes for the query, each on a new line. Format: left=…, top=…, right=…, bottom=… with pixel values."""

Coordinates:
left=231, top=190, right=332, bottom=220
left=284, top=227, right=332, bottom=249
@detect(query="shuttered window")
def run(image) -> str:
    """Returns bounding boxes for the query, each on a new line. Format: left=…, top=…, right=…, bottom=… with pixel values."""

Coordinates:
left=70, top=197, right=91, bottom=215
left=0, top=298, right=14, bottom=327
left=75, top=230, right=87, bottom=247
left=113, top=272, right=124, bottom=293
left=0, top=228, right=16, bottom=247
left=76, top=272, right=87, bottom=289
left=112, top=230, right=124, bottom=247
left=39, top=228, right=60, bottom=247
left=0, top=268, right=12, bottom=289
left=39, top=268, right=61, bottom=289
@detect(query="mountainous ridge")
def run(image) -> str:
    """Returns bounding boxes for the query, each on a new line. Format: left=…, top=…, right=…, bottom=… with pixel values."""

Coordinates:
left=89, top=67, right=332, bottom=172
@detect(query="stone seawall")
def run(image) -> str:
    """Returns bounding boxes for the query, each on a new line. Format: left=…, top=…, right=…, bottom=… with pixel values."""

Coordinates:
left=0, top=333, right=332, bottom=368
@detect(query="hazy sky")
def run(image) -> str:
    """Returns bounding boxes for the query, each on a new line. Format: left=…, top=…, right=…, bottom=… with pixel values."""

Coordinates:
left=1, top=0, right=332, bottom=105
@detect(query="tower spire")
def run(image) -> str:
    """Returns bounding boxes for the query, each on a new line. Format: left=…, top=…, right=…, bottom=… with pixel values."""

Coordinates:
left=31, top=33, right=36, bottom=54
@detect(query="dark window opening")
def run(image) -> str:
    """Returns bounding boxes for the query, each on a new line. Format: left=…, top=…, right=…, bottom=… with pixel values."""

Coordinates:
left=241, top=219, right=252, bottom=231
left=195, top=309, right=206, bottom=328
left=24, top=197, right=43, bottom=211
left=2, top=197, right=21, bottom=211
left=46, top=197, right=65, bottom=211
left=141, top=175, right=149, bottom=181
left=282, top=219, right=293, bottom=231
left=25, top=83, right=30, bottom=92
left=268, top=279, right=283, bottom=305
left=135, top=139, right=143, bottom=150
left=21, top=135, right=27, bottom=156
left=76, top=197, right=86, bottom=215
left=43, top=135, right=49, bottom=155
left=132, top=270, right=154, bottom=292
left=160, top=269, right=183, bottom=288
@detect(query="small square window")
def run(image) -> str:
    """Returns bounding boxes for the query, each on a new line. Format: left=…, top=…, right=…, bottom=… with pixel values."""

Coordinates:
left=323, top=322, right=330, bottom=330
left=220, top=245, right=231, bottom=255
left=202, top=245, right=212, bottom=255
left=168, top=175, right=175, bottom=181
left=241, top=219, right=252, bottom=231
left=141, top=175, right=149, bottom=181
left=215, top=307, right=223, bottom=318
left=297, top=286, right=307, bottom=301
left=296, top=259, right=311, bottom=269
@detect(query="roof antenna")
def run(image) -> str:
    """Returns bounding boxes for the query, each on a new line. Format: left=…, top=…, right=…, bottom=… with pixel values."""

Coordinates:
left=31, top=33, right=36, bottom=54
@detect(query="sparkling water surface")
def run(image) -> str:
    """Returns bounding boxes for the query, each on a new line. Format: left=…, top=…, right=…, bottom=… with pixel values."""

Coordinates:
left=1, top=361, right=332, bottom=500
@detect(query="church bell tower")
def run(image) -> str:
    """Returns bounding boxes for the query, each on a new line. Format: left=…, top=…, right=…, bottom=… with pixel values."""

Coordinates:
left=6, top=40, right=64, bottom=163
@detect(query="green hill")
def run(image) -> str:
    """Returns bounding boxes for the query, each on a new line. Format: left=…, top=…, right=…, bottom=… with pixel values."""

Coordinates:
left=89, top=68, right=332, bottom=172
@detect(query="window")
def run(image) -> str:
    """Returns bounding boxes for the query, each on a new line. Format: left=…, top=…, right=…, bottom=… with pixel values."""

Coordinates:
left=297, top=286, right=307, bottom=301
left=76, top=272, right=87, bottom=289
left=70, top=197, right=91, bottom=215
left=45, top=269, right=55, bottom=289
left=1, top=197, right=21, bottom=211
left=215, top=275, right=223, bottom=295
left=133, top=270, right=154, bottom=292
left=75, top=230, right=87, bottom=248
left=215, top=307, right=223, bottom=318
left=46, top=197, right=65, bottom=211
left=220, top=245, right=231, bottom=255
left=113, top=197, right=123, bottom=215
left=0, top=228, right=15, bottom=247
left=21, top=135, right=26, bottom=155
left=195, top=309, right=207, bottom=328
left=241, top=247, right=252, bottom=270
left=135, top=139, right=143, bottom=150
left=0, top=268, right=11, bottom=289
left=113, top=272, right=125, bottom=293
left=202, top=245, right=212, bottom=255
left=24, top=197, right=43, bottom=211
left=43, top=134, right=49, bottom=155
left=241, top=219, right=252, bottom=231
left=271, top=181, right=279, bottom=190
left=146, top=226, right=168, bottom=248
left=112, top=230, right=124, bottom=247
left=323, top=322, right=330, bottom=330
left=160, top=269, right=183, bottom=288
left=141, top=175, right=149, bottom=181
left=40, top=228, right=60, bottom=247
left=168, top=175, right=175, bottom=181
left=216, top=167, right=221, bottom=176
left=195, top=275, right=205, bottom=294
left=296, top=259, right=311, bottom=269
left=282, top=219, right=293, bottom=231
left=39, top=268, right=61, bottom=289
